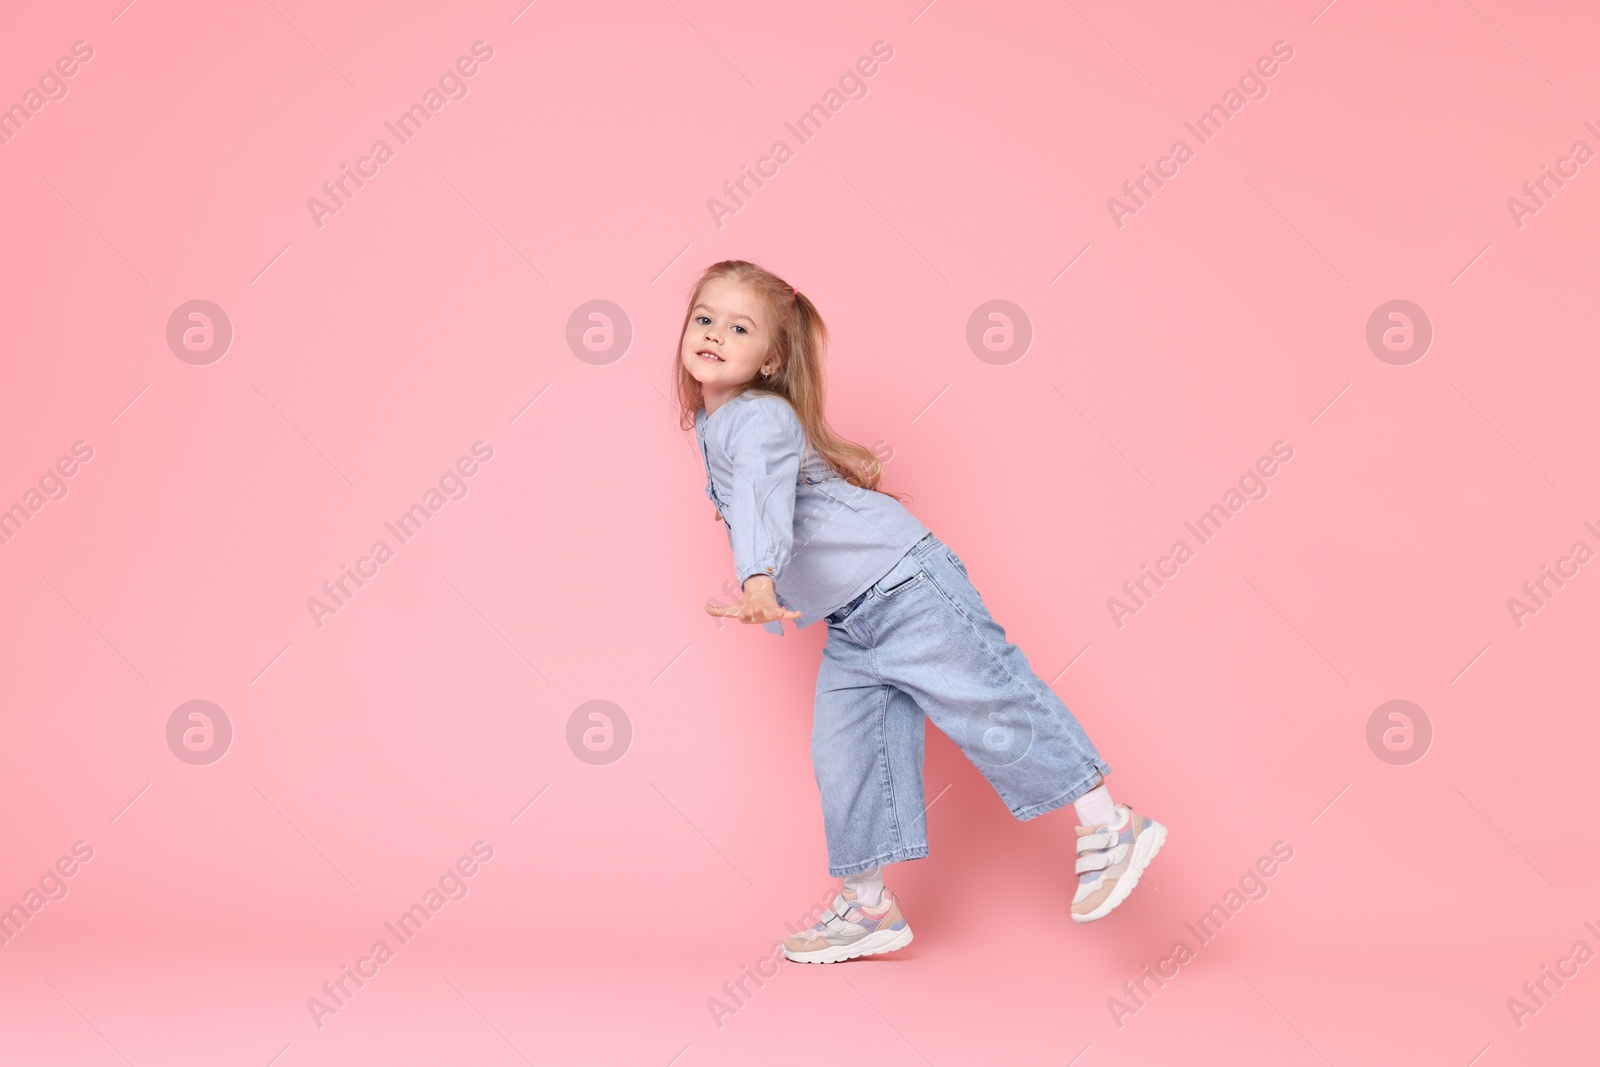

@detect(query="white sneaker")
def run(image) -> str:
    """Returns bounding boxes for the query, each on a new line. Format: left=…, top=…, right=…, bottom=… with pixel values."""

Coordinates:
left=782, top=886, right=914, bottom=963
left=1072, top=803, right=1167, bottom=923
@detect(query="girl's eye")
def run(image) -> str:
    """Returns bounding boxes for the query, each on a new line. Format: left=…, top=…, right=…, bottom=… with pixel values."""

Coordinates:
left=692, top=314, right=749, bottom=334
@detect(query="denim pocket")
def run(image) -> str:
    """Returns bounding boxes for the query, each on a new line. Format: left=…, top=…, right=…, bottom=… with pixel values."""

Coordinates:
left=879, top=572, right=922, bottom=597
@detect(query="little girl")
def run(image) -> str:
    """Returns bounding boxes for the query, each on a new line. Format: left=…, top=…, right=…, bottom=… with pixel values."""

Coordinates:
left=679, top=260, right=1167, bottom=963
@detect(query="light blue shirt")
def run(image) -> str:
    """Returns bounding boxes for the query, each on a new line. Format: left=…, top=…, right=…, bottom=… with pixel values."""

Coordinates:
left=695, top=390, right=930, bottom=636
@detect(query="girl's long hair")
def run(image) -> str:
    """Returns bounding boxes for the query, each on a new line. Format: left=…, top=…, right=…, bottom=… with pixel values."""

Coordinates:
left=673, top=259, right=909, bottom=503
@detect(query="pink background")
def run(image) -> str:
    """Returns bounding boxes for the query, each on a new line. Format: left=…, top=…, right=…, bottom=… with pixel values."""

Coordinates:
left=3, top=0, right=1599, bottom=1063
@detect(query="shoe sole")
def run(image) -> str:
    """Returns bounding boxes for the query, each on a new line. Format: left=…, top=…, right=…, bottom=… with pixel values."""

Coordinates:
left=1072, top=819, right=1167, bottom=924
left=782, top=924, right=914, bottom=964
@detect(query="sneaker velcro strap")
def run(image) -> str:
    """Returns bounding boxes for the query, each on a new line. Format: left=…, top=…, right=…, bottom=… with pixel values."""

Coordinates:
left=1076, top=832, right=1119, bottom=853
left=820, top=896, right=861, bottom=928
left=1076, top=851, right=1114, bottom=874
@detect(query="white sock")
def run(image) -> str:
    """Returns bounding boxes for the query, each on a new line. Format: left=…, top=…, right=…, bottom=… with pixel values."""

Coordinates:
left=1073, top=782, right=1120, bottom=829
left=843, top=866, right=884, bottom=907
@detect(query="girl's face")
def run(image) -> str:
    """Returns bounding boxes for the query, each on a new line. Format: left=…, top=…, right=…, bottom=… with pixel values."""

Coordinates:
left=681, top=277, right=778, bottom=394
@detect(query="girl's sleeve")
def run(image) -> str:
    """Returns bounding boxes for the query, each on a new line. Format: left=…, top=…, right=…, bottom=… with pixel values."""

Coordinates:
left=720, top=397, right=802, bottom=588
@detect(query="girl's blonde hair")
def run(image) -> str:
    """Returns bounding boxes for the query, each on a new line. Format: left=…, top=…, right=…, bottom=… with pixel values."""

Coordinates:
left=674, top=259, right=909, bottom=503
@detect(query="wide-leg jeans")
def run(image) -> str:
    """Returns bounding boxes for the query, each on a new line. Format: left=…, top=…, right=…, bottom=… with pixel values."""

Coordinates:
left=812, top=532, right=1112, bottom=877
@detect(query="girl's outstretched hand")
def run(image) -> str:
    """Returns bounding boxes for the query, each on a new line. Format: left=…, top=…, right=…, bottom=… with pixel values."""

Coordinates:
left=704, top=576, right=803, bottom=626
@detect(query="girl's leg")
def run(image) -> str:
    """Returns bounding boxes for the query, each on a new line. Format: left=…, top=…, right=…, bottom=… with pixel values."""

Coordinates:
left=785, top=627, right=921, bottom=962
left=845, top=534, right=1166, bottom=922
left=1074, top=778, right=1119, bottom=828
left=848, top=536, right=1113, bottom=822
left=843, top=866, right=884, bottom=906
left=811, top=624, right=931, bottom=878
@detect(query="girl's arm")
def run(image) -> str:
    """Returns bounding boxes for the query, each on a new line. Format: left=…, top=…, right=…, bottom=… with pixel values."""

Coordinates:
left=704, top=397, right=804, bottom=627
